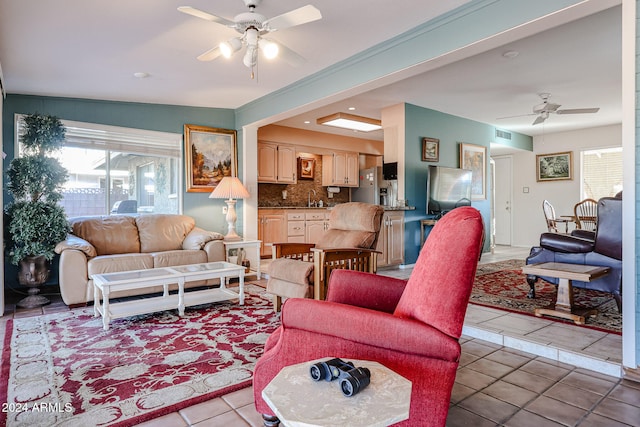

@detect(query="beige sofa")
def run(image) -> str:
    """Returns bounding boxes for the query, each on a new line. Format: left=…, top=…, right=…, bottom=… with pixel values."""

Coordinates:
left=55, top=214, right=226, bottom=305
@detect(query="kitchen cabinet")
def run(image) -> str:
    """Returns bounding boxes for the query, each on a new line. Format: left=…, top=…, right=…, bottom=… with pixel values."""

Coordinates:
left=286, top=212, right=306, bottom=243
left=376, top=211, right=404, bottom=267
left=322, top=151, right=359, bottom=187
left=258, top=210, right=286, bottom=257
left=258, top=141, right=296, bottom=184
left=305, top=212, right=330, bottom=244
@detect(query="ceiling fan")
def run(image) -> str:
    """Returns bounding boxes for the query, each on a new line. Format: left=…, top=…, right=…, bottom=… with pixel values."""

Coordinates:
left=178, top=0, right=322, bottom=77
left=499, top=93, right=600, bottom=125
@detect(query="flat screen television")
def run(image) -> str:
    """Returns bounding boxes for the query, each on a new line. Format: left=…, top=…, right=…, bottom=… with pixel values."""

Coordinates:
left=426, top=165, right=472, bottom=216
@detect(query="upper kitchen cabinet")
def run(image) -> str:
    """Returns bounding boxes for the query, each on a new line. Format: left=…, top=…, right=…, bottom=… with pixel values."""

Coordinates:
left=322, top=151, right=359, bottom=187
left=258, top=141, right=297, bottom=184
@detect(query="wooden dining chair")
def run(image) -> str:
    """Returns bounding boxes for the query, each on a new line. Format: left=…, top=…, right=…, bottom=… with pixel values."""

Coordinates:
left=542, top=200, right=570, bottom=233
left=574, top=198, right=598, bottom=231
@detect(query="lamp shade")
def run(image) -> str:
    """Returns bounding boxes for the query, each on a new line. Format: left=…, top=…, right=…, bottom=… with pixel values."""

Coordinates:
left=209, top=177, right=250, bottom=200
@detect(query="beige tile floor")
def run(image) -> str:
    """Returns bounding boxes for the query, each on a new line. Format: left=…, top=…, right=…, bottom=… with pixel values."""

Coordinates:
left=2, top=245, right=637, bottom=426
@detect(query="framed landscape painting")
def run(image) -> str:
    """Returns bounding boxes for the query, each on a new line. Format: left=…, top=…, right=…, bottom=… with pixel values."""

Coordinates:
left=536, top=151, right=573, bottom=182
left=459, top=142, right=487, bottom=200
left=184, top=124, right=237, bottom=192
left=421, top=137, right=439, bottom=162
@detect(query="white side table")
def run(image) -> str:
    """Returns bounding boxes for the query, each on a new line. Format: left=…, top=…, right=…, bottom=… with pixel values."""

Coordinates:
left=223, top=239, right=262, bottom=281
left=262, top=358, right=412, bottom=427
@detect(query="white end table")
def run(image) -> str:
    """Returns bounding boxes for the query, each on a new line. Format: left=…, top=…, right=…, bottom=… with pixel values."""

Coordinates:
left=223, top=239, right=262, bottom=281
left=262, top=358, right=412, bottom=427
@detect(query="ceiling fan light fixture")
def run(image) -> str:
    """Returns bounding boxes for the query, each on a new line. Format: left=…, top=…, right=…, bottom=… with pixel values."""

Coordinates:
left=220, top=37, right=242, bottom=58
left=317, top=112, right=382, bottom=132
left=243, top=46, right=258, bottom=68
left=259, top=39, right=279, bottom=59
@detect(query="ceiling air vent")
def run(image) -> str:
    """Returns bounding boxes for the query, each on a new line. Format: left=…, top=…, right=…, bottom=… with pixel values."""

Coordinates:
left=495, top=129, right=512, bottom=140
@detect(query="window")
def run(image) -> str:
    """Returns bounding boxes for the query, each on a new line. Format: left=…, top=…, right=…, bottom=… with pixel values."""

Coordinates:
left=580, top=147, right=623, bottom=200
left=15, top=116, right=182, bottom=217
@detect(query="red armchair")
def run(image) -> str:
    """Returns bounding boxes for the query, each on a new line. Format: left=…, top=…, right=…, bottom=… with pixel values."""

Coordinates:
left=253, top=207, right=484, bottom=427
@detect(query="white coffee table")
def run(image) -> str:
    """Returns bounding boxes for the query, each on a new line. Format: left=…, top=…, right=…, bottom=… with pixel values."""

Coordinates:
left=92, top=261, right=245, bottom=330
left=262, top=358, right=412, bottom=427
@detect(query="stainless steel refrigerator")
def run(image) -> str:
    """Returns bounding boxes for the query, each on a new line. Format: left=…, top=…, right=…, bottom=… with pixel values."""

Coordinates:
left=351, top=166, right=382, bottom=205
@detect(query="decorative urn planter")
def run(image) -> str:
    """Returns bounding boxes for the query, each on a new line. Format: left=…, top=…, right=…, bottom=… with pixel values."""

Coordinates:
left=17, top=255, right=51, bottom=308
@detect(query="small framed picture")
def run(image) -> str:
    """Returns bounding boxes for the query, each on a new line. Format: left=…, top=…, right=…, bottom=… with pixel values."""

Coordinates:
left=422, top=137, right=439, bottom=162
left=536, top=151, right=573, bottom=181
left=298, top=157, right=315, bottom=180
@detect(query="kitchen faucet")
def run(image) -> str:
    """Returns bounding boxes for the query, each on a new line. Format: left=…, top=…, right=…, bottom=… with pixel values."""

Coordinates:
left=308, top=189, right=317, bottom=207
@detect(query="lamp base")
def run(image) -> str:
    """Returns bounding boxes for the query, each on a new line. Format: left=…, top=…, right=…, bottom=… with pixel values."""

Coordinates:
left=224, top=199, right=242, bottom=241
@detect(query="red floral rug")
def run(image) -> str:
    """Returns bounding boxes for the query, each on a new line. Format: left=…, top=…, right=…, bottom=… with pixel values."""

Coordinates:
left=472, top=260, right=621, bottom=334
left=0, top=283, right=280, bottom=427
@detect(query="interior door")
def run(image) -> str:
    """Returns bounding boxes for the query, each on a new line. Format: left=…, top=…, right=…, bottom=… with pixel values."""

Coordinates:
left=493, top=156, right=512, bottom=245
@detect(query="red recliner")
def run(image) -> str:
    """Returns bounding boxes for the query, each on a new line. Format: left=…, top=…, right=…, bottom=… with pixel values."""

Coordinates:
left=253, top=207, right=485, bottom=426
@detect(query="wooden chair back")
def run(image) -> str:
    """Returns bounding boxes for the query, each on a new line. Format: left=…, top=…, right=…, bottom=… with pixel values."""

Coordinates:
left=542, top=200, right=559, bottom=232
left=574, top=198, right=598, bottom=231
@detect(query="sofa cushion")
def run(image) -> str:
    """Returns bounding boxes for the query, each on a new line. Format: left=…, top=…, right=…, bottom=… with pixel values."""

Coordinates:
left=152, top=250, right=207, bottom=267
left=182, top=227, right=225, bottom=250
left=70, top=216, right=140, bottom=256
left=136, top=214, right=195, bottom=253
left=88, top=253, right=154, bottom=277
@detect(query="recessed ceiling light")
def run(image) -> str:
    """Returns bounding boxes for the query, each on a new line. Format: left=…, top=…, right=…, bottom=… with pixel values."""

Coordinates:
left=133, top=72, right=150, bottom=78
left=317, top=112, right=382, bottom=132
left=348, top=107, right=356, bottom=111
left=502, top=50, right=519, bottom=59
left=304, top=120, right=310, bottom=124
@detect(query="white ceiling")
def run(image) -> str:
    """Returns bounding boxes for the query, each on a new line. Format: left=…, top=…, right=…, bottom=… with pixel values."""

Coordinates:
left=0, top=0, right=622, bottom=142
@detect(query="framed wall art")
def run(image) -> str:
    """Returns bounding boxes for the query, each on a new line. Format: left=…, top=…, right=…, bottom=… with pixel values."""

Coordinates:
left=536, top=151, right=573, bottom=182
left=184, top=124, right=237, bottom=192
left=421, top=137, right=439, bottom=162
left=459, top=142, right=487, bottom=200
left=298, top=157, right=315, bottom=180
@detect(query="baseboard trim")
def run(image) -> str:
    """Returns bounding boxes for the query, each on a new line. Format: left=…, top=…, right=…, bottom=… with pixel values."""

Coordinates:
left=623, top=366, right=640, bottom=383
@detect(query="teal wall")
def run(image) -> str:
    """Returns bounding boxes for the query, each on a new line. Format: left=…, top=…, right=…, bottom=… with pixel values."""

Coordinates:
left=2, top=94, right=238, bottom=233
left=402, top=103, right=532, bottom=264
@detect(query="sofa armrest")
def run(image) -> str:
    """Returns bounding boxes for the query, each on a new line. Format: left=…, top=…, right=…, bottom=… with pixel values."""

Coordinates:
left=183, top=227, right=224, bottom=250
left=539, top=232, right=595, bottom=253
left=570, top=229, right=596, bottom=240
left=327, top=270, right=407, bottom=314
left=203, top=239, right=226, bottom=262
left=58, top=249, right=91, bottom=305
left=55, top=235, right=97, bottom=258
left=281, top=298, right=460, bottom=361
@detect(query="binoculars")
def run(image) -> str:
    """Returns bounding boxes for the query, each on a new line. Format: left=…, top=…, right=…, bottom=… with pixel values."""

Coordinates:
left=309, top=358, right=371, bottom=397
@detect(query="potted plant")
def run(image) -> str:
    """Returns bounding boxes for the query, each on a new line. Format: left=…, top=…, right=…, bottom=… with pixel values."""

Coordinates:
left=5, top=113, right=70, bottom=307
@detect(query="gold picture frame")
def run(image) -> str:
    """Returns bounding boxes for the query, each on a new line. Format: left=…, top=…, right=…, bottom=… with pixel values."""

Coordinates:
left=184, top=124, right=237, bottom=193
left=298, top=157, right=315, bottom=180
left=459, top=142, right=487, bottom=200
left=421, top=137, right=439, bottom=162
left=536, top=151, right=573, bottom=182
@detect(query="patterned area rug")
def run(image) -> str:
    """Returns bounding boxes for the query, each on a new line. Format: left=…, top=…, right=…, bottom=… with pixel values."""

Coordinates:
left=0, top=284, right=280, bottom=427
left=472, top=259, right=621, bottom=334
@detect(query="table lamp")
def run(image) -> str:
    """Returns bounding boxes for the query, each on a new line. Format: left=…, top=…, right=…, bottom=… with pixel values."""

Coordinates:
left=209, top=176, right=250, bottom=241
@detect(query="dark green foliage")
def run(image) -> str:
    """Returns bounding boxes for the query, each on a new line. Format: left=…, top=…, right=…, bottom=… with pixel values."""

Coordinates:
left=5, top=201, right=70, bottom=264
left=20, top=114, right=66, bottom=154
left=5, top=113, right=70, bottom=265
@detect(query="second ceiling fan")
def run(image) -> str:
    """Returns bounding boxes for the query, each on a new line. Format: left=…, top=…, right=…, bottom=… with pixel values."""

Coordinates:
left=178, top=0, right=322, bottom=78
left=501, top=93, right=600, bottom=125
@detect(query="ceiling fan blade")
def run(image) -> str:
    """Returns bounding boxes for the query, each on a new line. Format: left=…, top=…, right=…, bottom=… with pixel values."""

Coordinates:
left=532, top=115, right=546, bottom=125
left=496, top=113, right=536, bottom=120
left=264, top=38, right=306, bottom=67
left=177, top=6, right=235, bottom=27
left=556, top=108, right=600, bottom=114
left=264, top=5, right=322, bottom=31
left=197, top=46, right=222, bottom=62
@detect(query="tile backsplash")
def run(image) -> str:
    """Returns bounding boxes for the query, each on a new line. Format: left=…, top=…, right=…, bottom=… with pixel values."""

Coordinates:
left=258, top=154, right=349, bottom=207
